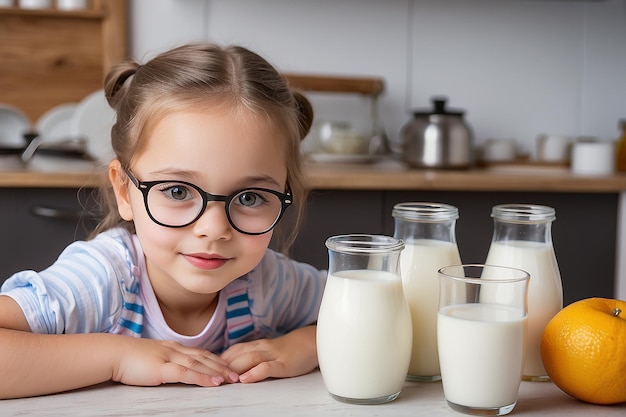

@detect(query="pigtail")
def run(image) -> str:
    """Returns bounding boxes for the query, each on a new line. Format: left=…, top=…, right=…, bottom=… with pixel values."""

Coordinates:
left=293, top=91, right=314, bottom=141
left=104, top=62, right=141, bottom=109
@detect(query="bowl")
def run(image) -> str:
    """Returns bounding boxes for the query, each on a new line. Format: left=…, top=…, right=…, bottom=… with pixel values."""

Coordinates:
left=315, top=121, right=371, bottom=155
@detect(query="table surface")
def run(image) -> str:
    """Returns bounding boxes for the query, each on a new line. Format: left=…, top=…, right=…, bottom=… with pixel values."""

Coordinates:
left=1, top=370, right=624, bottom=416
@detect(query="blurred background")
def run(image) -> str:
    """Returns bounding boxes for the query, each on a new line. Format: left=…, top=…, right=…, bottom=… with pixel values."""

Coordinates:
left=129, top=0, right=626, bottom=157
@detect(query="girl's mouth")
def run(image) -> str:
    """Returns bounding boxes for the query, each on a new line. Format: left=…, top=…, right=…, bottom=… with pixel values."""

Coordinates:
left=183, top=253, right=229, bottom=270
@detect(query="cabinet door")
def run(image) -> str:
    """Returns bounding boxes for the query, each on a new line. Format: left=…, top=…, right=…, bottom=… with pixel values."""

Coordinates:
left=277, top=190, right=385, bottom=270
left=0, top=188, right=98, bottom=284
left=0, top=0, right=127, bottom=122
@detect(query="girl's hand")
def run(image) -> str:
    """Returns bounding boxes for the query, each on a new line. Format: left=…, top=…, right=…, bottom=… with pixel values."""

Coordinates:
left=219, top=325, right=318, bottom=383
left=111, top=337, right=240, bottom=387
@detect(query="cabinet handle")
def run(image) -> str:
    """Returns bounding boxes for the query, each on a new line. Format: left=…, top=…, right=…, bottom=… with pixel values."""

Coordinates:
left=30, top=205, right=85, bottom=221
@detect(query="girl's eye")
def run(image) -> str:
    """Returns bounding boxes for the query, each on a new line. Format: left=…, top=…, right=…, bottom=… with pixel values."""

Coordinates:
left=158, top=183, right=193, bottom=201
left=237, top=191, right=267, bottom=208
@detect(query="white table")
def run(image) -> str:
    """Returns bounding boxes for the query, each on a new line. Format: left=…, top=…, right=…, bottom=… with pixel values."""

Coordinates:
left=1, top=370, right=624, bottom=416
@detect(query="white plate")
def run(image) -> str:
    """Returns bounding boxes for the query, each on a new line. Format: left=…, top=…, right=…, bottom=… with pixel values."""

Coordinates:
left=36, top=103, right=77, bottom=143
left=0, top=104, right=31, bottom=146
left=70, top=90, right=116, bottom=164
left=306, top=153, right=377, bottom=164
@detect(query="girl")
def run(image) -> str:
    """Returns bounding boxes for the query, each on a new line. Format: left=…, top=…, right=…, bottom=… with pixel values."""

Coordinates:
left=0, top=42, right=326, bottom=399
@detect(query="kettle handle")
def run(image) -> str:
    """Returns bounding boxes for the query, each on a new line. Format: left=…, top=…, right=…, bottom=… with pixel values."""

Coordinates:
left=432, top=97, right=448, bottom=114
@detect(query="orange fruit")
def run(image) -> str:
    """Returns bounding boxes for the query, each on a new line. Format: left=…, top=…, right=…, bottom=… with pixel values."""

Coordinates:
left=541, top=297, right=626, bottom=405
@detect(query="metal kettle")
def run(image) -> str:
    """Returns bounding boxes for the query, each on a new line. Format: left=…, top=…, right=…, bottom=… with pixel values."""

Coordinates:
left=401, top=97, right=473, bottom=169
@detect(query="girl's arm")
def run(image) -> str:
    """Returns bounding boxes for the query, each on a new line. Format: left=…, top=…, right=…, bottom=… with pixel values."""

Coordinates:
left=0, top=296, right=238, bottom=399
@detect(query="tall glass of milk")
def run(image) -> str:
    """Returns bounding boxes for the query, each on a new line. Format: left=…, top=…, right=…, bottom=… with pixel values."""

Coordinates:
left=392, top=202, right=461, bottom=381
left=438, top=264, right=530, bottom=416
left=316, top=234, right=413, bottom=405
left=484, top=204, right=563, bottom=381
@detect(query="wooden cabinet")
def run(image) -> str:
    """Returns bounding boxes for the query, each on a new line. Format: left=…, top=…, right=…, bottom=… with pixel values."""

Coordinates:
left=0, top=187, right=97, bottom=284
left=0, top=0, right=127, bottom=123
left=286, top=189, right=617, bottom=306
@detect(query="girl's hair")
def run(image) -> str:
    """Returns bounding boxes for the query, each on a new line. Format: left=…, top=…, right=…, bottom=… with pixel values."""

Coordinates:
left=92, top=42, right=314, bottom=250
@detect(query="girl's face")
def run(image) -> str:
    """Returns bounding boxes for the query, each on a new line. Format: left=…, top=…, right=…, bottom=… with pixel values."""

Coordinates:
left=112, top=105, right=288, bottom=300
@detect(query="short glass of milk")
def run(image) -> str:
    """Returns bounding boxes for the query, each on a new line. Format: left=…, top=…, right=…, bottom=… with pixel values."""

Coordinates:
left=316, top=234, right=412, bottom=405
left=437, top=264, right=529, bottom=416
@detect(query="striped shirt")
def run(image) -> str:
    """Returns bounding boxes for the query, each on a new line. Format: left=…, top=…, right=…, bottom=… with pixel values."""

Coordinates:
left=1, top=228, right=327, bottom=352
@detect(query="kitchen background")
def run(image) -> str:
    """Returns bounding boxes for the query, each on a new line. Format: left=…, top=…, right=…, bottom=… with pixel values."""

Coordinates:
left=1, top=0, right=625, bottom=302
left=126, top=0, right=626, bottom=302
left=129, top=0, right=626, bottom=155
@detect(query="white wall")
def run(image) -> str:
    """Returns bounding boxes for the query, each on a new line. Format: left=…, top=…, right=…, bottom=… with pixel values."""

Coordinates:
left=130, top=0, right=626, bottom=155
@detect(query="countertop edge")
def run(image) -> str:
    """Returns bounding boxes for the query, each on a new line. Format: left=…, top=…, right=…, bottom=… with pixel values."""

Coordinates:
left=302, top=163, right=626, bottom=193
left=3, top=163, right=626, bottom=193
left=0, top=171, right=105, bottom=188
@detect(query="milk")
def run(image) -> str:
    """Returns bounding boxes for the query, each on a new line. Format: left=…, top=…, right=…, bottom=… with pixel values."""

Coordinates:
left=316, top=269, right=413, bottom=400
left=485, top=241, right=562, bottom=378
left=401, top=240, right=461, bottom=378
left=438, top=303, right=527, bottom=408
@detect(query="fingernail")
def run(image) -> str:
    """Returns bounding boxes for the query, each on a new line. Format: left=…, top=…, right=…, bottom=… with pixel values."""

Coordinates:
left=211, top=376, right=224, bottom=385
left=228, top=371, right=240, bottom=382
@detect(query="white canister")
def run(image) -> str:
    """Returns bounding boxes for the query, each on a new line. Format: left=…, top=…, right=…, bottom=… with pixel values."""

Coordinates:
left=536, top=134, right=573, bottom=163
left=56, top=0, right=89, bottom=10
left=571, top=140, right=615, bottom=176
left=18, top=0, right=51, bottom=8
left=483, top=138, right=517, bottom=162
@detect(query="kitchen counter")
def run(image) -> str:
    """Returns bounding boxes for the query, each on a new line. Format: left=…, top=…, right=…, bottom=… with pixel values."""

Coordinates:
left=0, top=155, right=105, bottom=188
left=3, top=156, right=626, bottom=192
left=1, top=370, right=624, bottom=416
left=303, top=159, right=626, bottom=193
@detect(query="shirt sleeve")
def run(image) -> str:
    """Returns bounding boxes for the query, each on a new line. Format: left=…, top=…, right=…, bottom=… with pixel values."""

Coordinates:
left=0, top=229, right=138, bottom=335
left=247, top=249, right=327, bottom=337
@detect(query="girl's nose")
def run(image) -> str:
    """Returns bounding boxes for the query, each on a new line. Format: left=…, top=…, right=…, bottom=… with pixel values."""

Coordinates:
left=192, top=203, right=233, bottom=240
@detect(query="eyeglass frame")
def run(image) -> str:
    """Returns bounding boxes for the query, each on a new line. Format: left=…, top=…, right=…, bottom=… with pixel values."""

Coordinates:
left=125, top=169, right=292, bottom=235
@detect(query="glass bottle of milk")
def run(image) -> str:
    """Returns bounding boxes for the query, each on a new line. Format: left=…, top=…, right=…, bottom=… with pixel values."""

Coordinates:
left=392, top=202, right=462, bottom=381
left=484, top=204, right=563, bottom=382
left=316, top=235, right=413, bottom=404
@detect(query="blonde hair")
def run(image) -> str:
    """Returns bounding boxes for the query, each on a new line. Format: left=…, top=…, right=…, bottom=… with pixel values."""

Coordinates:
left=92, top=42, right=313, bottom=249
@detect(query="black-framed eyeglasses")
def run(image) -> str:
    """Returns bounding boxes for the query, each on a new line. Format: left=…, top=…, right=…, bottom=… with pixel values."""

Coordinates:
left=125, top=170, right=292, bottom=235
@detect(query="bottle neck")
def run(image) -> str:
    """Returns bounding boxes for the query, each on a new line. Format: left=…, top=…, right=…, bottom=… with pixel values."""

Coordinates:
left=394, top=218, right=458, bottom=244
left=491, top=219, right=553, bottom=244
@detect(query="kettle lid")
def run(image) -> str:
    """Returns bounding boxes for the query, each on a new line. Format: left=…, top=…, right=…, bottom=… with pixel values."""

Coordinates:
left=412, top=96, right=465, bottom=117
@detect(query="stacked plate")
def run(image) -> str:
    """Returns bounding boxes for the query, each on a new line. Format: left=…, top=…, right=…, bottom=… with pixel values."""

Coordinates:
left=36, top=103, right=78, bottom=143
left=0, top=104, right=30, bottom=148
left=0, top=89, right=116, bottom=163
left=68, top=89, right=116, bottom=164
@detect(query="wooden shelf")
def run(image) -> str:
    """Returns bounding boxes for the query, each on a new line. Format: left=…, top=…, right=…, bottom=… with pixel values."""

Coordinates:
left=0, top=7, right=105, bottom=18
left=0, top=0, right=127, bottom=123
left=283, top=73, right=385, bottom=97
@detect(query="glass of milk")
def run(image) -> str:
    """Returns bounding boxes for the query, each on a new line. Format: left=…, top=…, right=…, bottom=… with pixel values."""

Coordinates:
left=484, top=204, right=563, bottom=381
left=316, top=234, right=412, bottom=405
left=438, top=264, right=529, bottom=416
left=392, top=202, right=462, bottom=381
